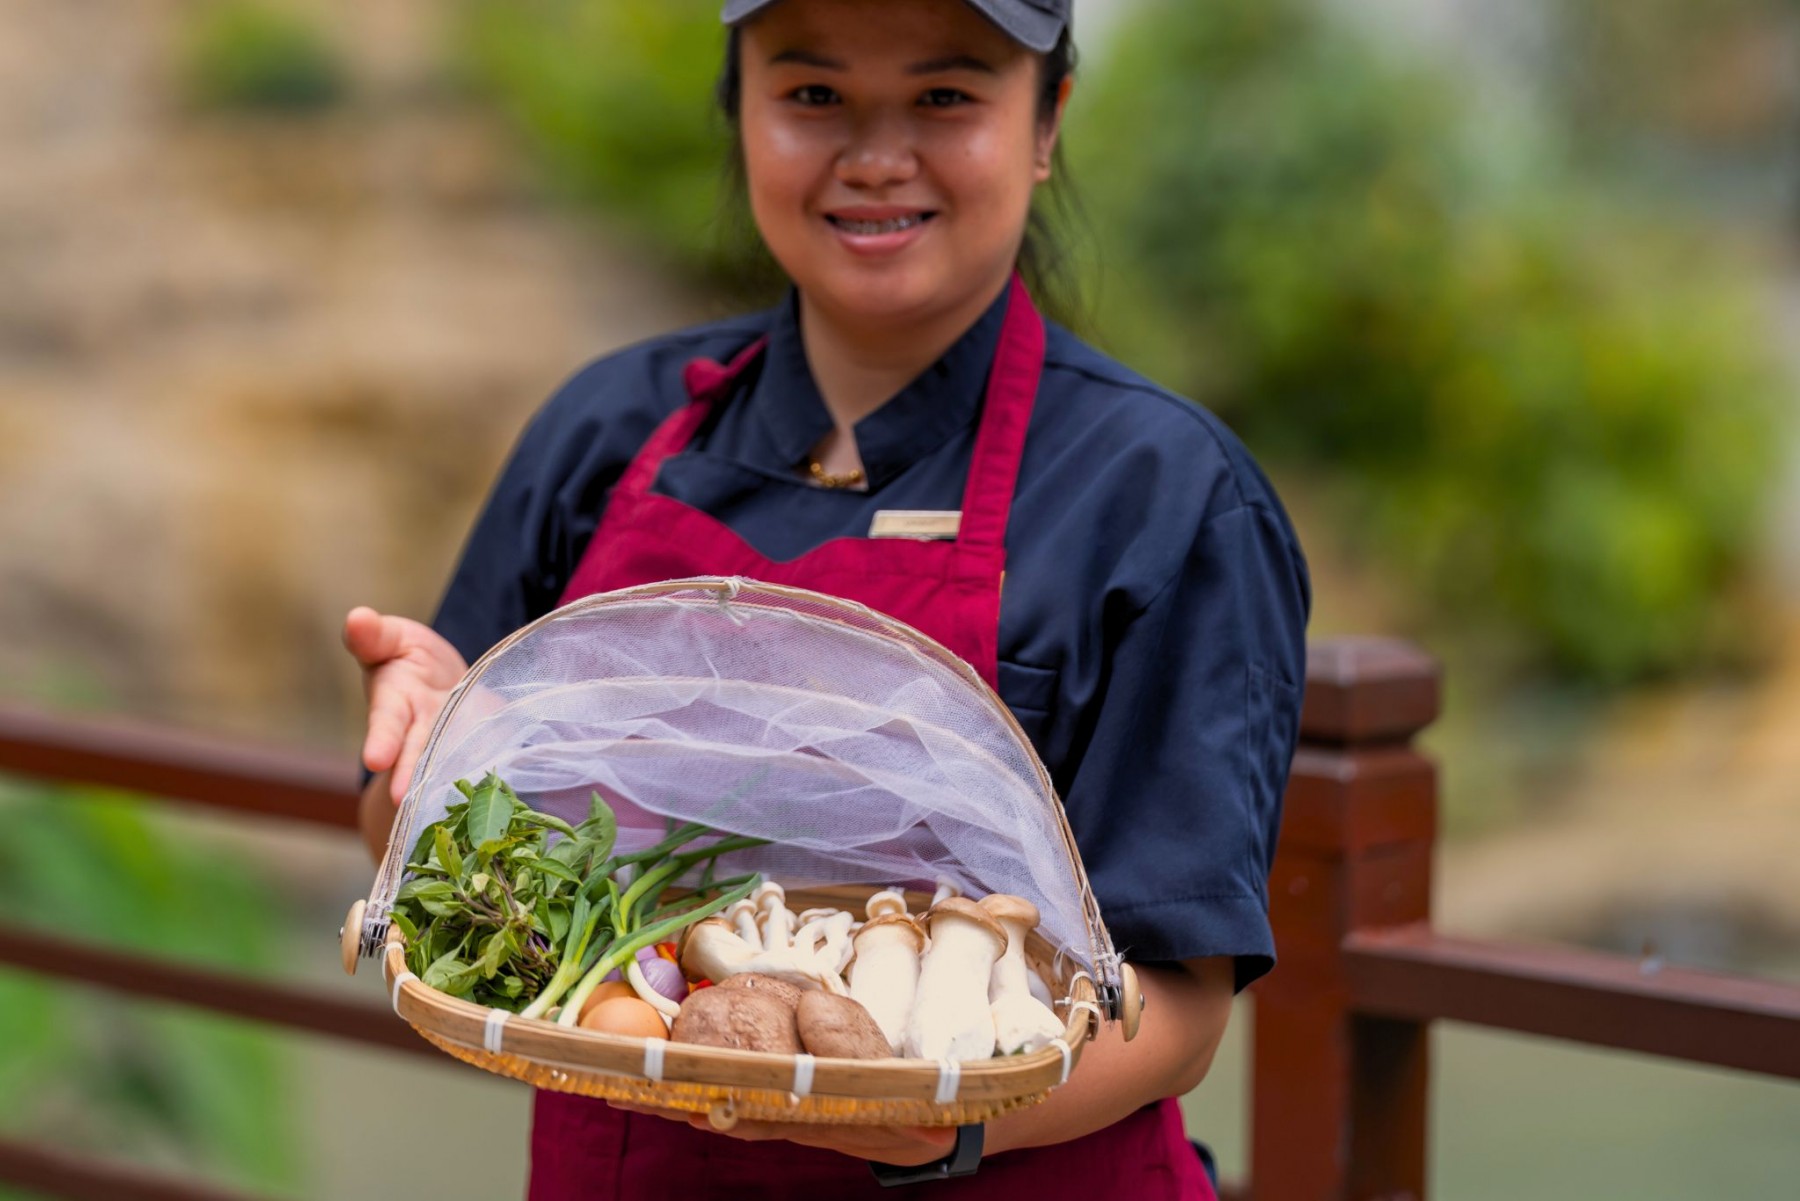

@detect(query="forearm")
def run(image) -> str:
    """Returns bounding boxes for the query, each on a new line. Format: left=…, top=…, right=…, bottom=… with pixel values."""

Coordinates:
left=983, top=957, right=1234, bottom=1157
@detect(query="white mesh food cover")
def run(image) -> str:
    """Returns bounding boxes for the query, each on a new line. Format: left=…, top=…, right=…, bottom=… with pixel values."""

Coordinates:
left=366, top=578, right=1120, bottom=983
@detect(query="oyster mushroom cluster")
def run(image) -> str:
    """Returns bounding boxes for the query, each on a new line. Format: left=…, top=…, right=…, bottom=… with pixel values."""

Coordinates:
left=670, top=879, right=1066, bottom=1061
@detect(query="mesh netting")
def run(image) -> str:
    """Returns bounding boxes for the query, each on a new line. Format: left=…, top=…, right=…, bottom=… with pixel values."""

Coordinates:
left=369, top=579, right=1113, bottom=973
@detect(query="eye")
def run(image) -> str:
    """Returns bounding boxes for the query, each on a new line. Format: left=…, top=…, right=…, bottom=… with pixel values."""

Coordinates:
left=789, top=84, right=840, bottom=107
left=919, top=88, right=973, bottom=109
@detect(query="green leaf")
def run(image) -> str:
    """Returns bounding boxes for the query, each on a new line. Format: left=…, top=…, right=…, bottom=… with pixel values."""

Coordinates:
left=532, top=856, right=579, bottom=885
left=421, top=952, right=471, bottom=992
left=434, top=827, right=463, bottom=879
left=396, top=879, right=460, bottom=918
left=388, top=910, right=420, bottom=943
left=518, top=809, right=579, bottom=839
left=545, top=902, right=572, bottom=944
left=469, top=872, right=490, bottom=894
left=477, top=933, right=508, bottom=979
left=466, top=773, right=513, bottom=856
left=575, top=792, right=618, bottom=858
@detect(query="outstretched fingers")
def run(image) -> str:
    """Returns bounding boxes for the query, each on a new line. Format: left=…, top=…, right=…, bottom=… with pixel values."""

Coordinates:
left=342, top=606, right=408, bottom=670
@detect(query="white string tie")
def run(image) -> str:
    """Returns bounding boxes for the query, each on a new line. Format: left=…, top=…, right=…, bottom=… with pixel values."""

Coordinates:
left=791, top=1053, right=816, bottom=1098
left=1067, top=999, right=1103, bottom=1037
left=1053, top=1037, right=1074, bottom=1085
left=934, top=1058, right=961, bottom=1104
left=390, top=971, right=417, bottom=1014
left=482, top=1008, right=509, bottom=1054
left=642, top=1037, right=667, bottom=1083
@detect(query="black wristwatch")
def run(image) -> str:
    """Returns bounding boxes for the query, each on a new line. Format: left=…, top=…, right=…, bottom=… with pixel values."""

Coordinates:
left=868, top=1124, right=984, bottom=1186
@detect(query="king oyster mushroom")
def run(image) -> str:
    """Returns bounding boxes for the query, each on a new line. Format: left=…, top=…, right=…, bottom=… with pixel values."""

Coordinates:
left=847, top=893, right=927, bottom=1055
left=904, top=897, right=1007, bottom=1061
left=979, top=894, right=1065, bottom=1055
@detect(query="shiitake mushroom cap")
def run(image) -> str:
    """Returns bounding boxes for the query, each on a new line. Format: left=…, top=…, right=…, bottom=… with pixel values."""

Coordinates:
left=715, top=973, right=805, bottom=1010
left=670, top=986, right=800, bottom=1054
left=795, top=991, right=890, bottom=1059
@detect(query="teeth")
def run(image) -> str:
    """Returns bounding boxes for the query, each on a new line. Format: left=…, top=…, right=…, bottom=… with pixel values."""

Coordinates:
left=833, top=215, right=924, bottom=235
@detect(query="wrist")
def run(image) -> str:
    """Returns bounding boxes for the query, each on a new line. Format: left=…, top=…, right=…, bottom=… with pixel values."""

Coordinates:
left=868, top=1124, right=983, bottom=1186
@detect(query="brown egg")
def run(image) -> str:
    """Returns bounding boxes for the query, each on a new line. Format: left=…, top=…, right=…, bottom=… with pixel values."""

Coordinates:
left=580, top=996, right=669, bottom=1039
left=576, top=981, right=638, bottom=1022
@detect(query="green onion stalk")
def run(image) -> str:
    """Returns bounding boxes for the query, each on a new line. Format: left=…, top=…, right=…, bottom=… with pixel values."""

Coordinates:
left=555, top=873, right=760, bottom=1027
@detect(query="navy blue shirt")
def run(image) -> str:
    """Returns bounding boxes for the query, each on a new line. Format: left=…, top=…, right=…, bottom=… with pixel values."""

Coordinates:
left=433, top=289, right=1311, bottom=990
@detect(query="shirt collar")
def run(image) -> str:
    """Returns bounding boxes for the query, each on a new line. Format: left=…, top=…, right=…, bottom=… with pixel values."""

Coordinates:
left=745, top=287, right=1010, bottom=488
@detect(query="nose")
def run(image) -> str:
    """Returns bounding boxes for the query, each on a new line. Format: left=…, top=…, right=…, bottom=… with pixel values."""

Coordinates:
left=835, top=109, right=919, bottom=189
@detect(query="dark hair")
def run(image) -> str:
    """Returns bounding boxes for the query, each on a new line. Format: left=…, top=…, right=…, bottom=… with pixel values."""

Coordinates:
left=713, top=25, right=1086, bottom=325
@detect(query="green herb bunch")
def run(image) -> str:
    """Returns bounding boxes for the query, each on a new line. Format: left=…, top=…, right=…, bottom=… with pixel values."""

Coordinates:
left=388, top=772, right=763, bottom=1017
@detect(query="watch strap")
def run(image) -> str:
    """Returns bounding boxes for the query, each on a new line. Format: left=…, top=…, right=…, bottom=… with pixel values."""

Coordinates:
left=869, top=1123, right=984, bottom=1186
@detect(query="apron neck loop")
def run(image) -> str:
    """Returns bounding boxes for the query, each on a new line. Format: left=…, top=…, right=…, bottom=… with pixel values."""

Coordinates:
left=954, top=273, right=1046, bottom=554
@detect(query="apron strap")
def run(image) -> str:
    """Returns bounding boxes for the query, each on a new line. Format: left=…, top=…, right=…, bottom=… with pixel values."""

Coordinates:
left=614, top=337, right=770, bottom=499
left=955, top=275, right=1046, bottom=555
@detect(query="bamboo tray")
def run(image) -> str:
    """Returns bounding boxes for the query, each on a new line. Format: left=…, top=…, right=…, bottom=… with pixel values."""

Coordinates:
left=361, top=885, right=1122, bottom=1129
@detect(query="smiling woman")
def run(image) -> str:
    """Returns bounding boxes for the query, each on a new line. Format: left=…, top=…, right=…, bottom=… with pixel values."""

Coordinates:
left=344, top=1, right=1309, bottom=1198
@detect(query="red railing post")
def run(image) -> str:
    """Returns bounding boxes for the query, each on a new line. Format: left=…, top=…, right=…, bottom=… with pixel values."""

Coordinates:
left=1251, top=638, right=1441, bottom=1201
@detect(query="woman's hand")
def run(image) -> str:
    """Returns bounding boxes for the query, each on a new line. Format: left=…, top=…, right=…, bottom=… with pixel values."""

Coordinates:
left=341, top=606, right=468, bottom=805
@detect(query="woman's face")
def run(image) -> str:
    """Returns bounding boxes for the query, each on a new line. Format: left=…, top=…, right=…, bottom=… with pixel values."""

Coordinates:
left=738, top=0, right=1064, bottom=331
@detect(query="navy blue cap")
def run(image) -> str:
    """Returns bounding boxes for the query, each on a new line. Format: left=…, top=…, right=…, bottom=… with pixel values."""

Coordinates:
left=721, top=0, right=1068, bottom=53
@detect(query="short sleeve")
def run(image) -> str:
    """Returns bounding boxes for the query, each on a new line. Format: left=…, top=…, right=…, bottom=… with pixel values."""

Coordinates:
left=1062, top=504, right=1309, bottom=992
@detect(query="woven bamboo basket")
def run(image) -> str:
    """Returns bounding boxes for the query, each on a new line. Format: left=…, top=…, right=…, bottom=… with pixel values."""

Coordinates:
left=343, top=578, right=1141, bottom=1128
left=365, top=885, right=1114, bottom=1128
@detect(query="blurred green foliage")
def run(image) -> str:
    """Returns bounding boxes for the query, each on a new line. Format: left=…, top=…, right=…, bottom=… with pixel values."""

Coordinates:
left=1075, top=0, right=1785, bottom=683
left=0, top=783, right=297, bottom=1196
left=453, top=0, right=750, bottom=283
left=179, top=1, right=346, bottom=113
left=446, top=0, right=1787, bottom=685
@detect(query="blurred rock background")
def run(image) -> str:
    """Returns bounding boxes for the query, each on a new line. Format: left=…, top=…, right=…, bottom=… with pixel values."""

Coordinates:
left=2, top=0, right=1797, bottom=1198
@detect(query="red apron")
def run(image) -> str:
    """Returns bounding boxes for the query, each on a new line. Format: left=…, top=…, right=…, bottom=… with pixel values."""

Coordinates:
left=531, top=277, right=1217, bottom=1200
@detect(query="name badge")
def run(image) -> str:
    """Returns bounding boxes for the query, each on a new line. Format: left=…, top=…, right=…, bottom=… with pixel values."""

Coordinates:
left=869, top=510, right=962, bottom=540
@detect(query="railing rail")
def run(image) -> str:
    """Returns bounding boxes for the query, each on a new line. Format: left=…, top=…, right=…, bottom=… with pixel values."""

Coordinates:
left=1, top=640, right=1798, bottom=1201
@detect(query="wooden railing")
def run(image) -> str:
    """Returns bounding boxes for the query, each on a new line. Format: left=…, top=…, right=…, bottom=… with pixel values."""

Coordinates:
left=1, top=637, right=1797, bottom=1200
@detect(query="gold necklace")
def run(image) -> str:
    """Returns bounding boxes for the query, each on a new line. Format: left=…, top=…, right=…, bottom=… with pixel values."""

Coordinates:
left=807, top=458, right=866, bottom=490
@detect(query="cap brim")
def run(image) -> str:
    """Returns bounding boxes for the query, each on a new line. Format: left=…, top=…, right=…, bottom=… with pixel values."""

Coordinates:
left=963, top=0, right=1065, bottom=53
left=723, top=0, right=1065, bottom=53
left=720, top=0, right=778, bottom=23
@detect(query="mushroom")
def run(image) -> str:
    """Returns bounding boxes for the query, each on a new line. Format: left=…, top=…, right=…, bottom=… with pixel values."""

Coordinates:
left=726, top=897, right=763, bottom=951
left=795, top=908, right=857, bottom=976
left=796, top=991, right=890, bottom=1059
left=865, top=890, right=908, bottom=920
left=979, top=895, right=1065, bottom=1055
left=754, top=881, right=794, bottom=950
left=678, top=917, right=755, bottom=985
left=717, top=973, right=804, bottom=1009
left=929, top=877, right=962, bottom=909
left=847, top=910, right=926, bottom=1055
left=670, top=985, right=800, bottom=1053
left=730, top=883, right=850, bottom=994
left=903, top=897, right=1007, bottom=1061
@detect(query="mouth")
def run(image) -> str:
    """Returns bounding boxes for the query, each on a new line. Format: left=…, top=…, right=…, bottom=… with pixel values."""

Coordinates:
left=824, top=212, right=938, bottom=236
